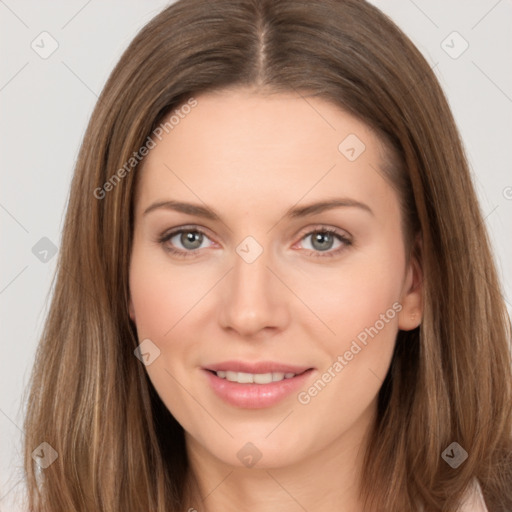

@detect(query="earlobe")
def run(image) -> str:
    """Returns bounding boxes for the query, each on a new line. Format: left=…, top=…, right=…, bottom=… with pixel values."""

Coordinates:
left=397, top=237, right=423, bottom=331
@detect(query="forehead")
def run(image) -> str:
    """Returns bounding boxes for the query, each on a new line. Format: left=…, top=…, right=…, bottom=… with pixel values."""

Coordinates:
left=134, top=88, right=394, bottom=219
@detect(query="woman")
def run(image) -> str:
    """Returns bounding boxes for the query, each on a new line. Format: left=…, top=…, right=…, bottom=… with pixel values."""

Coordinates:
left=23, top=0, right=512, bottom=510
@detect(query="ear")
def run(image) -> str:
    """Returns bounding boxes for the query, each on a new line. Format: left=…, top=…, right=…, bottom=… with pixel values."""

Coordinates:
left=397, top=235, right=423, bottom=331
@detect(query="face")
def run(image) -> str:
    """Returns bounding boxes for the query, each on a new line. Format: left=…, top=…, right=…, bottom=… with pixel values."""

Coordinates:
left=128, top=87, right=422, bottom=470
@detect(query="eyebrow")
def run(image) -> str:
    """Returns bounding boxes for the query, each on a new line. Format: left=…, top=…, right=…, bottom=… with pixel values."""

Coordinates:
left=143, top=197, right=374, bottom=220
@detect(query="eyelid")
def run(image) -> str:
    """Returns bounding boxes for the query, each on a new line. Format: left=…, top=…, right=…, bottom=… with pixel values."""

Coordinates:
left=158, top=224, right=352, bottom=258
left=292, top=225, right=352, bottom=258
left=158, top=225, right=216, bottom=252
left=294, top=224, right=351, bottom=243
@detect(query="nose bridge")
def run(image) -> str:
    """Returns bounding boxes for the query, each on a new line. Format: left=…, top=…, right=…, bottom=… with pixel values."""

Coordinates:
left=231, top=234, right=275, bottom=306
left=234, top=238, right=270, bottom=291
left=218, top=234, right=288, bottom=335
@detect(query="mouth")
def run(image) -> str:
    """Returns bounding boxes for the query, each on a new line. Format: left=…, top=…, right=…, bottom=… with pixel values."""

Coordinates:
left=202, top=361, right=315, bottom=409
left=205, top=368, right=309, bottom=384
left=204, top=360, right=312, bottom=375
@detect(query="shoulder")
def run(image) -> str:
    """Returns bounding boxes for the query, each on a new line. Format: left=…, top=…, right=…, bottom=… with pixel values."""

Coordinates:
left=459, top=478, right=488, bottom=512
left=417, top=479, right=488, bottom=512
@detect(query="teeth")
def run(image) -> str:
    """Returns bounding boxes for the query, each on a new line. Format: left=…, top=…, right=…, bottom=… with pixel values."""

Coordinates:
left=216, top=371, right=297, bottom=383
left=237, top=372, right=254, bottom=383
left=226, top=371, right=239, bottom=382
left=254, top=373, right=272, bottom=384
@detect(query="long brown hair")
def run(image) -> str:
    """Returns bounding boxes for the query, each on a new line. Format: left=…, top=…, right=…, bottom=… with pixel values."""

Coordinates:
left=23, top=0, right=512, bottom=510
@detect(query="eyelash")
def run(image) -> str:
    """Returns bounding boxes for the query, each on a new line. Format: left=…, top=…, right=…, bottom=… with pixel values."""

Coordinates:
left=157, top=225, right=352, bottom=259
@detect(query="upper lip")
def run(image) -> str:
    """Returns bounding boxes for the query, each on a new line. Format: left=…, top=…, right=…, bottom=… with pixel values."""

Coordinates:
left=204, top=360, right=313, bottom=374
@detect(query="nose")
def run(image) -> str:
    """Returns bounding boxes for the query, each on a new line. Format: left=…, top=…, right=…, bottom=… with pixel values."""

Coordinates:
left=218, top=241, right=290, bottom=338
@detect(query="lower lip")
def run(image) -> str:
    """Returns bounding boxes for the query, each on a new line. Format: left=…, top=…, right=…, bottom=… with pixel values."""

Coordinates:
left=203, top=368, right=315, bottom=409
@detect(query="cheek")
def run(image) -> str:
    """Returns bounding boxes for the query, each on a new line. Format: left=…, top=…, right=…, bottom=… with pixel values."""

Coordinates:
left=294, top=261, right=402, bottom=436
left=298, top=249, right=404, bottom=347
left=129, top=246, right=204, bottom=337
left=293, top=243, right=404, bottom=414
left=129, top=248, right=204, bottom=428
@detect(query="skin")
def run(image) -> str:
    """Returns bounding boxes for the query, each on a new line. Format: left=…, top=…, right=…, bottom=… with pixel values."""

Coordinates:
left=128, top=87, right=423, bottom=511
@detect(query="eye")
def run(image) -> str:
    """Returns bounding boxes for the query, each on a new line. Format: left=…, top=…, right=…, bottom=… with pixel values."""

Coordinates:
left=296, top=227, right=352, bottom=258
left=157, top=225, right=352, bottom=259
left=158, top=226, right=214, bottom=258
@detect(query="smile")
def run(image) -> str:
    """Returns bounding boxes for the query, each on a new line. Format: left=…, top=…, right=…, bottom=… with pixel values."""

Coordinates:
left=214, top=370, right=298, bottom=384
left=203, top=367, right=315, bottom=409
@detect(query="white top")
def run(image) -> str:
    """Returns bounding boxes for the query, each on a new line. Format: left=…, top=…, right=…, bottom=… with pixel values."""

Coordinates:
left=418, top=479, right=488, bottom=511
left=459, top=479, right=488, bottom=512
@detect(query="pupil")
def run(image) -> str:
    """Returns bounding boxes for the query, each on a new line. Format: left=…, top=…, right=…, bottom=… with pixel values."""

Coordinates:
left=313, top=232, right=332, bottom=251
left=182, top=231, right=202, bottom=249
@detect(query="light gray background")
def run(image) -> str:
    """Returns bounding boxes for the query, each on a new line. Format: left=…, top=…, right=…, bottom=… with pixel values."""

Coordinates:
left=1, top=1, right=511, bottom=510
